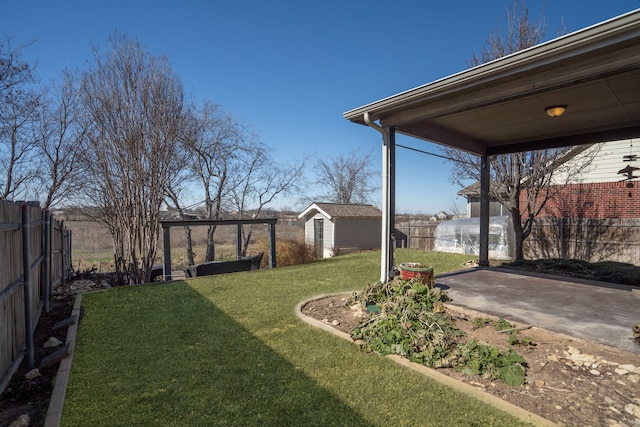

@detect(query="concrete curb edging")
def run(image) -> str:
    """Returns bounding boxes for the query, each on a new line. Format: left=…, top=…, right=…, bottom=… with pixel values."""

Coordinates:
left=295, top=293, right=557, bottom=427
left=44, top=293, right=82, bottom=427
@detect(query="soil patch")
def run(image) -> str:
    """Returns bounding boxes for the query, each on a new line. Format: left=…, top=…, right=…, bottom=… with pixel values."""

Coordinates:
left=301, top=293, right=640, bottom=427
left=0, top=278, right=111, bottom=427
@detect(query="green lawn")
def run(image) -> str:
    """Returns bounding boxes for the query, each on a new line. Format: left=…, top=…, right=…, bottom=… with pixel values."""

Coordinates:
left=63, top=249, right=532, bottom=426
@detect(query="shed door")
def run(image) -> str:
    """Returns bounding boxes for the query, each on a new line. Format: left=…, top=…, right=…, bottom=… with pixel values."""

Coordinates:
left=314, top=218, right=324, bottom=258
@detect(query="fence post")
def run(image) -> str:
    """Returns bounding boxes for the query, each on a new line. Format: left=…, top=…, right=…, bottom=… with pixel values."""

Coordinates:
left=67, top=227, right=72, bottom=278
left=44, top=211, right=51, bottom=313
left=60, top=220, right=66, bottom=286
left=559, top=217, right=566, bottom=259
left=21, top=205, right=34, bottom=369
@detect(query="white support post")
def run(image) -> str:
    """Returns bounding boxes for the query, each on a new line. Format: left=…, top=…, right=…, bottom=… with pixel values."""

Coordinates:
left=379, top=127, right=397, bottom=283
left=380, top=130, right=390, bottom=283
left=479, top=154, right=490, bottom=267
left=364, top=113, right=396, bottom=283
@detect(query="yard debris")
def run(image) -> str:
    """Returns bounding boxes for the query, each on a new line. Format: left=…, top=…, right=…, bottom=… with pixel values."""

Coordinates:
left=618, top=364, right=639, bottom=374
left=8, top=414, right=30, bottom=427
left=43, top=336, right=63, bottom=348
left=496, top=325, right=532, bottom=334
left=624, top=403, right=640, bottom=418
left=24, top=369, right=40, bottom=380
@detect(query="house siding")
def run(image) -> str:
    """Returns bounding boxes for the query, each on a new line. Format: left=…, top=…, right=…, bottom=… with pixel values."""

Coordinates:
left=333, top=218, right=381, bottom=251
left=303, top=217, right=315, bottom=245
left=552, top=139, right=638, bottom=185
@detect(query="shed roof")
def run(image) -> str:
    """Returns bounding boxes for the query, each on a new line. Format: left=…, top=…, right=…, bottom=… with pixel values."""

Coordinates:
left=344, top=10, right=640, bottom=156
left=298, top=202, right=382, bottom=220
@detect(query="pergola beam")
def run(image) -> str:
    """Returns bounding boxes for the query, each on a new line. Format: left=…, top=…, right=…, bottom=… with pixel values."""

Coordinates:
left=159, top=218, right=278, bottom=281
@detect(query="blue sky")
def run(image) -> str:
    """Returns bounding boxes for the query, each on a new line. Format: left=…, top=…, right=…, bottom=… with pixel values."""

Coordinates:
left=3, top=1, right=639, bottom=213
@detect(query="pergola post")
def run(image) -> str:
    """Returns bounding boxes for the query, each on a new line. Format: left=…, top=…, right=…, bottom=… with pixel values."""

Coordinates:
left=162, top=225, right=172, bottom=281
left=479, top=154, right=490, bottom=267
left=236, top=224, right=242, bottom=259
left=268, top=222, right=276, bottom=268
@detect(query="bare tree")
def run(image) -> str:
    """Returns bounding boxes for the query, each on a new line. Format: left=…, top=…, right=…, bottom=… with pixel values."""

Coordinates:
left=0, top=38, right=41, bottom=201
left=182, top=100, right=306, bottom=260
left=164, top=185, right=196, bottom=266
left=312, top=148, right=378, bottom=204
left=467, top=1, right=547, bottom=67
left=181, top=101, right=241, bottom=261
left=447, top=198, right=466, bottom=218
left=229, top=142, right=306, bottom=256
left=78, top=33, right=187, bottom=284
left=444, top=1, right=591, bottom=260
left=34, top=71, right=86, bottom=209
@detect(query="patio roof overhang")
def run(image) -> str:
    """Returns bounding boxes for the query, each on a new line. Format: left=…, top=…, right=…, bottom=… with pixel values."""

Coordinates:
left=344, top=9, right=640, bottom=156
left=343, top=9, right=640, bottom=282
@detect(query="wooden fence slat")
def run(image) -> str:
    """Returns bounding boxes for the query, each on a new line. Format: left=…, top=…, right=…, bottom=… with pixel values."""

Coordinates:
left=0, top=200, right=71, bottom=395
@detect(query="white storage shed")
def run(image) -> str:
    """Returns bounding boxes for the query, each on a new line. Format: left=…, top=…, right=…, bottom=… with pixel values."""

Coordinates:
left=298, top=203, right=382, bottom=258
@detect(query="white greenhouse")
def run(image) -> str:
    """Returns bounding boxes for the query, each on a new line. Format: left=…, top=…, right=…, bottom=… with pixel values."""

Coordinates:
left=433, top=216, right=512, bottom=260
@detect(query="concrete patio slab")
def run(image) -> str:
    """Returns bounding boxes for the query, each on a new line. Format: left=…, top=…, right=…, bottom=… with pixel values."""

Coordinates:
left=436, top=268, right=640, bottom=354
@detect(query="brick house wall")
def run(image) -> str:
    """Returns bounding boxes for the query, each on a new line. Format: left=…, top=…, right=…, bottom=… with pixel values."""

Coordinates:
left=537, top=182, right=639, bottom=219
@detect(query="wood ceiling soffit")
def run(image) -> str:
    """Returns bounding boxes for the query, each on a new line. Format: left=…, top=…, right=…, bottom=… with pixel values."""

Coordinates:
left=375, top=46, right=640, bottom=129
left=398, top=121, right=486, bottom=155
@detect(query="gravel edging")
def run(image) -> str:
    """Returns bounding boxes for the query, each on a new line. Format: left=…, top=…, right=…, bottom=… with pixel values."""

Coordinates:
left=43, top=293, right=82, bottom=427
left=295, top=293, right=557, bottom=427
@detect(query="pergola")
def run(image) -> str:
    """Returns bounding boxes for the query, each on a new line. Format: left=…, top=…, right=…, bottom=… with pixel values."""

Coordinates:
left=344, top=10, right=640, bottom=282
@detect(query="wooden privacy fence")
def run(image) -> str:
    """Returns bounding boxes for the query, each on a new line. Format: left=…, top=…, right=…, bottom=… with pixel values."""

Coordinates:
left=394, top=222, right=438, bottom=251
left=397, top=218, right=639, bottom=265
left=0, top=200, right=72, bottom=395
left=526, top=217, right=640, bottom=264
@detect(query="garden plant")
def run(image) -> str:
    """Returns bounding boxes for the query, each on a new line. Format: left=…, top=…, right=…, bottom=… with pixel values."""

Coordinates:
left=349, top=278, right=527, bottom=386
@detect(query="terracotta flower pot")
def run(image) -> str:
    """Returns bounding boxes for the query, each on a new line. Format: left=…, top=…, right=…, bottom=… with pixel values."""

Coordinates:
left=398, top=262, right=434, bottom=288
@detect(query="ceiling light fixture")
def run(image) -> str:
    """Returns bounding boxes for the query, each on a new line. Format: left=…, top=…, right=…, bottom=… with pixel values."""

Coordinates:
left=545, top=105, right=567, bottom=118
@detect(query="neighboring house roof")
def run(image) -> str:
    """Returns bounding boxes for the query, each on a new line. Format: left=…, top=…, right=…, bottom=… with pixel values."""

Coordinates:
left=298, top=202, right=382, bottom=220
left=457, top=182, right=508, bottom=198
left=457, top=182, right=481, bottom=197
left=430, top=211, right=450, bottom=220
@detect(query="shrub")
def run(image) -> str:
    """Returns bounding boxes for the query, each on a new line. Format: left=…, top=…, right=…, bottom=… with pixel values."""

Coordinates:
left=256, top=236, right=316, bottom=267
